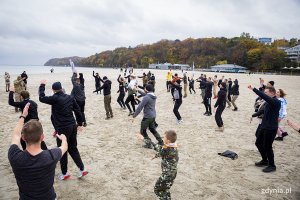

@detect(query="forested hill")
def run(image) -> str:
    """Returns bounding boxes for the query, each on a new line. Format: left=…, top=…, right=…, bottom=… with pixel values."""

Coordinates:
left=44, top=56, right=84, bottom=66
left=44, top=34, right=298, bottom=71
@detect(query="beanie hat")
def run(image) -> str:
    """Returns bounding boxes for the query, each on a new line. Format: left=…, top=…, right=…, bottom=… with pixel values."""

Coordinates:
left=268, top=81, right=274, bottom=86
left=52, top=82, right=62, bottom=90
left=103, top=76, right=108, bottom=80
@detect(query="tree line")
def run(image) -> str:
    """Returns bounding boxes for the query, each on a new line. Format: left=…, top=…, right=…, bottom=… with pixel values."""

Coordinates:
left=50, top=33, right=299, bottom=71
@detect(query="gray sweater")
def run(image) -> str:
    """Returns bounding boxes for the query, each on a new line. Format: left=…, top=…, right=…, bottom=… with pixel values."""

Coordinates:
left=133, top=92, right=156, bottom=118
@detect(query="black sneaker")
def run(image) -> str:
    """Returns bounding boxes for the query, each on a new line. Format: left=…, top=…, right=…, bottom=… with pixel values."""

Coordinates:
left=208, top=112, right=212, bottom=116
left=275, top=137, right=283, bottom=141
left=83, top=122, right=87, bottom=127
left=282, top=132, right=288, bottom=137
left=255, top=160, right=268, bottom=167
left=203, top=112, right=208, bottom=116
left=262, top=165, right=276, bottom=173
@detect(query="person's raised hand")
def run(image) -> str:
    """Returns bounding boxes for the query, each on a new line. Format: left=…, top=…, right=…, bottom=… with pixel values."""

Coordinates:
left=40, top=80, right=47, bottom=85
left=22, top=103, right=30, bottom=118
left=9, top=86, right=15, bottom=92
left=248, top=85, right=253, bottom=90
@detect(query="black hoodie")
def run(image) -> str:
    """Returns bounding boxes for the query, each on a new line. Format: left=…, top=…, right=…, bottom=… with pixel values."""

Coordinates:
left=231, top=81, right=239, bottom=95
left=95, top=80, right=112, bottom=95
left=214, top=88, right=227, bottom=108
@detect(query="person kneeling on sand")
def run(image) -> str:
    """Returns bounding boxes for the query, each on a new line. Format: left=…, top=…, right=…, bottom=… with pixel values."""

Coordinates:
left=8, top=103, right=68, bottom=200
left=137, top=130, right=178, bottom=200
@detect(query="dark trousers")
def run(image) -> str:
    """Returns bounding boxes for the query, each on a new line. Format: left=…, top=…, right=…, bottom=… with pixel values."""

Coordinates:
left=189, top=86, right=196, bottom=93
left=204, top=97, right=211, bottom=113
left=125, top=94, right=135, bottom=113
left=104, top=94, right=113, bottom=117
left=77, top=100, right=86, bottom=123
left=173, top=99, right=182, bottom=120
left=117, top=93, right=126, bottom=108
left=215, top=105, right=225, bottom=127
left=166, top=81, right=171, bottom=91
left=95, top=84, right=101, bottom=94
left=140, top=117, right=163, bottom=145
left=255, top=128, right=277, bottom=167
left=57, top=125, right=84, bottom=174
left=21, top=138, right=47, bottom=150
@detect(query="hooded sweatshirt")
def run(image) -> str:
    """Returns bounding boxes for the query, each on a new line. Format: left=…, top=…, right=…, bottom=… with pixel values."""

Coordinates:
left=133, top=92, right=156, bottom=118
left=231, top=81, right=239, bottom=95
left=71, top=73, right=86, bottom=102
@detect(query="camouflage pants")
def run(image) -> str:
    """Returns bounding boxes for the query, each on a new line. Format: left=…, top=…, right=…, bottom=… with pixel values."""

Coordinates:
left=154, top=172, right=177, bottom=200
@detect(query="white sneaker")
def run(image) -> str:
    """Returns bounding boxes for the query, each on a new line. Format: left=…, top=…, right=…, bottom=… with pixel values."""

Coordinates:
left=177, top=119, right=183, bottom=124
left=58, top=172, right=71, bottom=181
left=77, top=168, right=88, bottom=178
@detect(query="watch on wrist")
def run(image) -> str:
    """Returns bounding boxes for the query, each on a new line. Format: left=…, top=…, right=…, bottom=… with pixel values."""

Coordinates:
left=19, top=115, right=26, bottom=119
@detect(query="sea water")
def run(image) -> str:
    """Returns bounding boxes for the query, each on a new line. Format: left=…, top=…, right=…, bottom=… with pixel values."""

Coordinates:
left=0, top=65, right=115, bottom=75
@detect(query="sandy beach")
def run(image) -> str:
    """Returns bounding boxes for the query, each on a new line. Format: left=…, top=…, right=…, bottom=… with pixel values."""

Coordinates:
left=0, top=68, right=300, bottom=200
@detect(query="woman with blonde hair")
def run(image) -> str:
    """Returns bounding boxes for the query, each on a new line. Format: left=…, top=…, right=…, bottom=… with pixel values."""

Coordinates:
left=275, top=89, right=288, bottom=141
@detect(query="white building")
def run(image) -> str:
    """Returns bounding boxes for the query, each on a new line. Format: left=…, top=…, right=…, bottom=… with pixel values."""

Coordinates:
left=149, top=63, right=190, bottom=70
left=285, top=45, right=300, bottom=62
left=210, top=64, right=247, bottom=73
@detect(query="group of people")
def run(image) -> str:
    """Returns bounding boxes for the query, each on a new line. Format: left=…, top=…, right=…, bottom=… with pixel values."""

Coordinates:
left=5, top=68, right=300, bottom=200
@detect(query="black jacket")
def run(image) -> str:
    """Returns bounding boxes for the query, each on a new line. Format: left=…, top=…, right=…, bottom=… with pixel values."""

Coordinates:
left=39, top=84, right=83, bottom=129
left=214, top=88, right=227, bottom=108
left=117, top=75, right=126, bottom=94
left=253, top=88, right=281, bottom=130
left=204, top=81, right=213, bottom=98
left=231, top=83, right=239, bottom=95
left=228, top=81, right=233, bottom=94
left=21, top=72, right=28, bottom=84
left=9, top=91, right=38, bottom=123
left=93, top=71, right=101, bottom=86
left=95, top=79, right=112, bottom=96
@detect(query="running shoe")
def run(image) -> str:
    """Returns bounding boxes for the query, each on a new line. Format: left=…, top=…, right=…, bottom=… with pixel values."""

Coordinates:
left=77, top=169, right=88, bottom=178
left=58, top=172, right=71, bottom=181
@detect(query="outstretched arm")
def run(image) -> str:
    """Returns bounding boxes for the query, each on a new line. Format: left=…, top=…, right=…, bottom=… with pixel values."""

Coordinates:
left=39, top=80, right=55, bottom=105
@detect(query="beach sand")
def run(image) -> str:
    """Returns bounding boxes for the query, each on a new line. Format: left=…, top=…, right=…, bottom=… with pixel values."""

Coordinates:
left=0, top=69, right=299, bottom=200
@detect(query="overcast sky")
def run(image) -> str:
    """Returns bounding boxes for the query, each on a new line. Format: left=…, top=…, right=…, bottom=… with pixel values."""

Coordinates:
left=0, top=0, right=299, bottom=65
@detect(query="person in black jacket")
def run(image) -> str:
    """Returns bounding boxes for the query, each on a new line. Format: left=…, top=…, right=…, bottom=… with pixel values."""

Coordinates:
left=188, top=76, right=196, bottom=94
left=21, top=71, right=28, bottom=90
left=248, top=85, right=281, bottom=173
left=231, top=79, right=239, bottom=111
left=8, top=89, right=47, bottom=150
left=214, top=82, right=226, bottom=132
left=39, top=80, right=88, bottom=180
left=93, top=71, right=101, bottom=94
left=71, top=72, right=87, bottom=127
left=203, top=77, right=213, bottom=116
left=227, top=78, right=232, bottom=102
left=93, top=76, right=113, bottom=119
left=117, top=75, right=126, bottom=109
left=171, top=80, right=183, bottom=124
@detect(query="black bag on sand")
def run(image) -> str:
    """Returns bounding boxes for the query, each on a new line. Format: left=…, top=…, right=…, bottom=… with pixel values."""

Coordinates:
left=218, top=150, right=238, bottom=160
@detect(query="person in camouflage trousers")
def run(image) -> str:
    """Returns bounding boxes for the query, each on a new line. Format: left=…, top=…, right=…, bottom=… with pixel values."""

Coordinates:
left=138, top=130, right=178, bottom=200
